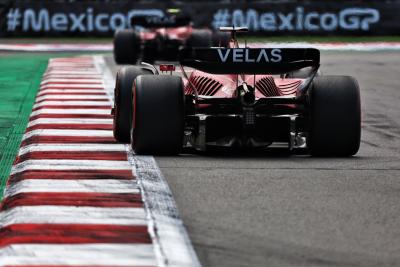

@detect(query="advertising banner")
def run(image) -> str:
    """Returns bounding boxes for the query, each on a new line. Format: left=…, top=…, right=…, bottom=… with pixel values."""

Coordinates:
left=1, top=1, right=399, bottom=36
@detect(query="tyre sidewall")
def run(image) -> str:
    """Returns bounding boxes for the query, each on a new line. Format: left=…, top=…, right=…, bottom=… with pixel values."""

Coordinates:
left=113, top=66, right=151, bottom=142
left=132, top=76, right=184, bottom=154
left=309, top=75, right=361, bottom=156
left=113, top=29, right=140, bottom=64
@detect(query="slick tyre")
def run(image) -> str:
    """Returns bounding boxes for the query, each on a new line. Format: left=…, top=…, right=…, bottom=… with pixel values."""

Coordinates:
left=113, top=66, right=152, bottom=143
left=308, top=76, right=361, bottom=156
left=212, top=31, right=230, bottom=47
left=132, top=76, right=184, bottom=155
left=187, top=29, right=212, bottom=47
left=113, top=29, right=140, bottom=64
left=142, top=40, right=159, bottom=64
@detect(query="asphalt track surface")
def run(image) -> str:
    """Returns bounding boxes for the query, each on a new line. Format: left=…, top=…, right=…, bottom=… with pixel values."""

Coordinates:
left=107, top=51, right=400, bottom=267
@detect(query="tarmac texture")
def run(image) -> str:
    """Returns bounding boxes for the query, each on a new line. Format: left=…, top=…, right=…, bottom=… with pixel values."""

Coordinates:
left=107, top=51, right=400, bottom=267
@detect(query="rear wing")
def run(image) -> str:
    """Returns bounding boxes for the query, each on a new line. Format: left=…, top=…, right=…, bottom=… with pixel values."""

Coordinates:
left=179, top=48, right=320, bottom=75
left=131, top=15, right=192, bottom=28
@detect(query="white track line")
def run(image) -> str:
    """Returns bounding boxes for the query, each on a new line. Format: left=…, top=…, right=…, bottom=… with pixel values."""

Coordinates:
left=47, top=68, right=96, bottom=71
left=45, top=64, right=93, bottom=67
left=0, top=244, right=156, bottom=266
left=30, top=109, right=111, bottom=116
left=41, top=79, right=102, bottom=84
left=4, top=179, right=139, bottom=197
left=129, top=154, right=201, bottom=267
left=27, top=118, right=112, bottom=127
left=40, top=84, right=104, bottom=89
left=93, top=56, right=115, bottom=104
left=36, top=95, right=109, bottom=101
left=44, top=71, right=100, bottom=75
left=11, top=159, right=132, bottom=174
left=18, top=144, right=126, bottom=156
left=23, top=129, right=113, bottom=139
left=94, top=56, right=201, bottom=267
left=0, top=206, right=147, bottom=227
left=46, top=65, right=97, bottom=68
left=33, top=101, right=111, bottom=108
left=38, top=89, right=106, bottom=95
left=43, top=75, right=102, bottom=79
left=44, top=72, right=102, bottom=76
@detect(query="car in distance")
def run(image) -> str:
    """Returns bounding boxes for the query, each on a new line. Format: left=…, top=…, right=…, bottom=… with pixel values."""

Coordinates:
left=113, top=13, right=230, bottom=64
left=112, top=27, right=361, bottom=156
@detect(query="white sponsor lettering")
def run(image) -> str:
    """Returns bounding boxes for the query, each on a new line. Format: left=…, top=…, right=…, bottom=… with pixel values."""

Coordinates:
left=70, top=13, right=86, bottom=31
left=213, top=7, right=380, bottom=32
left=9, top=6, right=380, bottom=34
left=217, top=48, right=282, bottom=63
left=233, top=49, right=244, bottom=62
left=217, top=49, right=230, bottom=62
left=23, top=9, right=50, bottom=32
left=110, top=13, right=126, bottom=30
left=17, top=8, right=164, bottom=32
left=277, top=13, right=294, bottom=30
left=259, top=13, right=276, bottom=31
left=232, top=9, right=258, bottom=31
left=256, top=49, right=269, bottom=62
left=51, top=13, right=68, bottom=31
left=95, top=13, right=109, bottom=32
left=304, top=12, right=319, bottom=31
left=245, top=49, right=255, bottom=62
left=146, top=16, right=176, bottom=25
left=340, top=8, right=380, bottom=30
left=271, top=48, right=282, bottom=62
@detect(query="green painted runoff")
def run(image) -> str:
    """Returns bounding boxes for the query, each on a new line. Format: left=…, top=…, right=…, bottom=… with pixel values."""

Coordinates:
left=0, top=54, right=51, bottom=198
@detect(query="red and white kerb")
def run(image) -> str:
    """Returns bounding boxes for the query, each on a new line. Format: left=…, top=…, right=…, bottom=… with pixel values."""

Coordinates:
left=0, top=57, right=157, bottom=266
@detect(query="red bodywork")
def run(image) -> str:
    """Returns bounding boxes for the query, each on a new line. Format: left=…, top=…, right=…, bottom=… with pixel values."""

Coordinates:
left=184, top=70, right=303, bottom=98
left=139, top=26, right=194, bottom=42
left=183, top=38, right=304, bottom=99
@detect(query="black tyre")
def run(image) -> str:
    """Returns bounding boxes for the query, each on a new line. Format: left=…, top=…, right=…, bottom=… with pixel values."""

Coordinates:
left=212, top=31, right=230, bottom=47
left=308, top=76, right=361, bottom=156
left=187, top=29, right=212, bottom=48
left=142, top=40, right=159, bottom=64
left=132, top=76, right=185, bottom=155
left=286, top=67, right=322, bottom=79
left=113, top=66, right=152, bottom=143
left=113, top=29, right=140, bottom=64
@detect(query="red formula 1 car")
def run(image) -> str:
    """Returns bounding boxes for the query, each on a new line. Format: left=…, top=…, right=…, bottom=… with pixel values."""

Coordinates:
left=112, top=27, right=361, bottom=156
left=113, top=14, right=230, bottom=64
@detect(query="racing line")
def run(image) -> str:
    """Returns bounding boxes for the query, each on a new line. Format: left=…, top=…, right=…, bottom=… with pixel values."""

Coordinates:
left=0, top=56, right=199, bottom=266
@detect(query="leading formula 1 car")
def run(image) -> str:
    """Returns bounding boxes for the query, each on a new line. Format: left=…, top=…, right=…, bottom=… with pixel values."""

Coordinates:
left=113, top=13, right=230, bottom=64
left=112, top=27, right=361, bottom=156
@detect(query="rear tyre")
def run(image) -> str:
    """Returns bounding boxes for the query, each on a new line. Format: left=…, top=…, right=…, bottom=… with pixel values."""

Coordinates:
left=308, top=76, right=361, bottom=156
left=142, top=41, right=158, bottom=64
left=132, top=76, right=185, bottom=155
left=113, top=66, right=151, bottom=143
left=212, top=31, right=230, bottom=47
left=113, top=29, right=140, bottom=64
left=187, top=29, right=212, bottom=48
